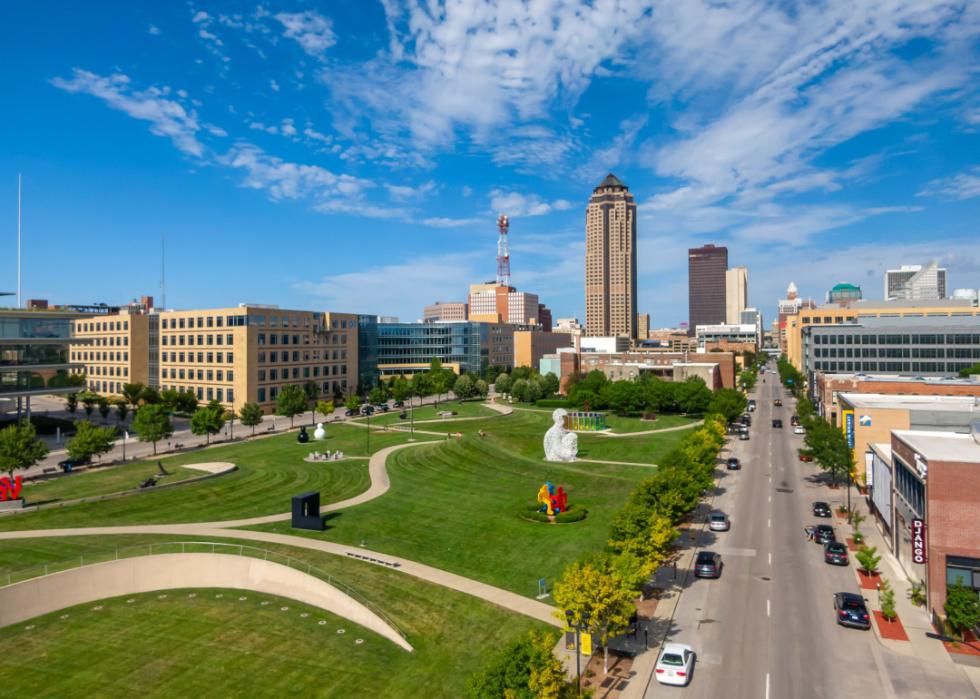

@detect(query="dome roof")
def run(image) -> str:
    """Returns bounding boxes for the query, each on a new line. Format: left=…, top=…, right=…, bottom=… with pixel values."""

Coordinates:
left=596, top=173, right=627, bottom=189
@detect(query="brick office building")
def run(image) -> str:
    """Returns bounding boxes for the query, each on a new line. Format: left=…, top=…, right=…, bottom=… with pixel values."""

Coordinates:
left=814, top=373, right=980, bottom=425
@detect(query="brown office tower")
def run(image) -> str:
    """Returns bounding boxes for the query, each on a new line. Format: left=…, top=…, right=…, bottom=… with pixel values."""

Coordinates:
left=585, top=173, right=637, bottom=338
left=688, top=244, right=728, bottom=335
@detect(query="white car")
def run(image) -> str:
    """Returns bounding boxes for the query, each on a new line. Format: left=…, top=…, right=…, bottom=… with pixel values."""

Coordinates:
left=655, top=642, right=695, bottom=686
left=793, top=425, right=805, bottom=435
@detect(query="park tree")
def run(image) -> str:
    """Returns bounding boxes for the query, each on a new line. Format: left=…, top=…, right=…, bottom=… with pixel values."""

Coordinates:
left=303, top=380, right=320, bottom=404
left=540, top=372, right=560, bottom=398
left=66, top=420, right=116, bottom=462
left=390, top=377, right=412, bottom=403
left=493, top=372, right=512, bottom=396
left=80, top=391, right=97, bottom=417
left=553, top=553, right=638, bottom=675
left=238, top=402, right=264, bottom=436
left=276, top=384, right=308, bottom=427
left=97, top=396, right=111, bottom=422
left=314, top=400, right=334, bottom=422
left=190, top=403, right=226, bottom=445
left=65, top=392, right=78, bottom=414
left=160, top=389, right=181, bottom=411
left=453, top=374, right=474, bottom=399
left=474, top=379, right=489, bottom=399
left=0, top=421, right=48, bottom=480
left=131, top=403, right=174, bottom=455
left=368, top=387, right=388, bottom=405
left=345, top=395, right=362, bottom=413
left=607, top=504, right=678, bottom=570
left=675, top=376, right=711, bottom=414
left=510, top=378, right=528, bottom=403
left=708, top=388, right=748, bottom=424
left=176, top=390, right=198, bottom=414
left=525, top=378, right=543, bottom=404
left=427, top=359, right=453, bottom=404
left=800, top=419, right=854, bottom=487
left=467, top=629, right=573, bottom=699
left=601, top=381, right=640, bottom=415
left=122, top=382, right=146, bottom=409
left=140, top=386, right=161, bottom=404
left=945, top=583, right=980, bottom=640
left=855, top=545, right=881, bottom=576
left=115, top=400, right=129, bottom=423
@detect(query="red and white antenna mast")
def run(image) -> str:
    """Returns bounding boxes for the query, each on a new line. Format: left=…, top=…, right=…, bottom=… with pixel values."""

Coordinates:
left=496, top=213, right=511, bottom=287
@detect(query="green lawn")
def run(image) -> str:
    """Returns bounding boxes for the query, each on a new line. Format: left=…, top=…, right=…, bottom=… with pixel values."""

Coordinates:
left=21, top=461, right=206, bottom=505
left=0, top=428, right=428, bottom=531
left=0, top=535, right=545, bottom=698
left=250, top=433, right=654, bottom=597
left=360, top=400, right=497, bottom=426
left=603, top=413, right=700, bottom=434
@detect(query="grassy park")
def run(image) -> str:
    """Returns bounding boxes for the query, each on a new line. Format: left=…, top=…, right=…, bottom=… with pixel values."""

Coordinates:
left=359, top=400, right=497, bottom=426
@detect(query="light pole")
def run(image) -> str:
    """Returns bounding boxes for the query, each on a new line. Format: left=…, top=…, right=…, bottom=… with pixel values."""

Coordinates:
left=565, top=609, right=591, bottom=696
left=366, top=409, right=371, bottom=454
left=410, top=391, right=415, bottom=440
left=122, top=430, right=127, bottom=462
left=229, top=403, right=235, bottom=441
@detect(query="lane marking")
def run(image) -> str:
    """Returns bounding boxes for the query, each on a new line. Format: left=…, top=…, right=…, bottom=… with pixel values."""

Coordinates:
left=768, top=494, right=771, bottom=503
left=767, top=599, right=770, bottom=617
left=768, top=552, right=772, bottom=565
left=768, top=518, right=771, bottom=528
left=766, top=672, right=770, bottom=699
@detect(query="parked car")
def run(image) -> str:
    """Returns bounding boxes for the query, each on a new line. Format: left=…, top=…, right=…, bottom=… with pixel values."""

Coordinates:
left=344, top=408, right=356, bottom=417
left=738, top=431, right=750, bottom=441
left=774, top=399, right=783, bottom=407
left=57, top=456, right=91, bottom=473
left=814, top=524, right=836, bottom=544
left=799, top=453, right=814, bottom=462
left=726, top=457, right=741, bottom=470
left=825, top=542, right=849, bottom=566
left=747, top=399, right=757, bottom=411
left=360, top=405, right=375, bottom=416
left=392, top=400, right=404, bottom=408
left=793, top=425, right=805, bottom=435
left=375, top=404, right=390, bottom=413
left=654, top=642, right=695, bottom=686
left=790, top=415, right=800, bottom=426
left=772, top=419, right=783, bottom=428
left=834, top=592, right=871, bottom=629
left=708, top=511, right=730, bottom=532
left=740, top=414, right=752, bottom=426
left=694, top=551, right=722, bottom=578
left=812, top=501, right=832, bottom=517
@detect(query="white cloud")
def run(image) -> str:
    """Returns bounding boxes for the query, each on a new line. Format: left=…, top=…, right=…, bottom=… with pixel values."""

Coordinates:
left=280, top=118, right=297, bottom=137
left=490, top=190, right=573, bottom=217
left=385, top=181, right=436, bottom=201
left=269, top=79, right=280, bottom=92
left=148, top=24, right=161, bottom=35
left=275, top=10, right=336, bottom=57
left=218, top=142, right=373, bottom=203
left=421, top=216, right=481, bottom=228
left=192, top=11, right=210, bottom=24
left=50, top=69, right=204, bottom=157
left=917, top=167, right=980, bottom=201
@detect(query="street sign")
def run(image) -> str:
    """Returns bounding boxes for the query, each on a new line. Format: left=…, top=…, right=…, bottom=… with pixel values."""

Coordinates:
left=580, top=633, right=592, bottom=657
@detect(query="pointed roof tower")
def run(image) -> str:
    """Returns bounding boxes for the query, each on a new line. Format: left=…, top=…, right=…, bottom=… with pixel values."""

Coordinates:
left=596, top=173, right=628, bottom=190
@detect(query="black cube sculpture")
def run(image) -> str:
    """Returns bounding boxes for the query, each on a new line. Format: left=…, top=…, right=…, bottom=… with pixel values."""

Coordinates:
left=291, top=491, right=323, bottom=531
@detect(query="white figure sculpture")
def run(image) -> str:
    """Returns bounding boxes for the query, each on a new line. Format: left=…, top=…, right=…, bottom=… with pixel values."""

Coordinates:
left=544, top=408, right=578, bottom=462
left=314, top=423, right=326, bottom=441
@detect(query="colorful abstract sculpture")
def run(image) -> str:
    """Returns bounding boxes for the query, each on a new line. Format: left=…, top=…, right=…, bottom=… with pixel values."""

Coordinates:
left=536, top=481, right=569, bottom=516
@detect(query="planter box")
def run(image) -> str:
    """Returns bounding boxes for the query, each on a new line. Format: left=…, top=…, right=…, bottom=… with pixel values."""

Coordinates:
left=857, top=570, right=882, bottom=590
left=873, top=611, right=909, bottom=641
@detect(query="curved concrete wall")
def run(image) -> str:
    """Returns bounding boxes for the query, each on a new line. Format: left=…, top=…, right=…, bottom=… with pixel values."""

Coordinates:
left=0, top=553, right=411, bottom=651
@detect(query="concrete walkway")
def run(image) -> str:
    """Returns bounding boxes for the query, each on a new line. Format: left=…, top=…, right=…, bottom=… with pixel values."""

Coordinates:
left=596, top=419, right=703, bottom=438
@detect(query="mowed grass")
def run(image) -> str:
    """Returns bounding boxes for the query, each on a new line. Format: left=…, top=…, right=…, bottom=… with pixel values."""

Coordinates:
left=21, top=462, right=206, bottom=505
left=0, top=427, right=427, bottom=531
left=0, top=536, right=545, bottom=698
left=603, top=413, right=700, bottom=434
left=251, top=433, right=655, bottom=597
left=359, top=400, right=497, bottom=426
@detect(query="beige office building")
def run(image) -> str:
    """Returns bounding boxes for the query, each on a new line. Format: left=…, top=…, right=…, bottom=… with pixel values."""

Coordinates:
left=726, top=267, right=748, bottom=324
left=638, top=313, right=650, bottom=340
left=424, top=302, right=468, bottom=322
left=585, top=173, right=637, bottom=339
left=74, top=305, right=357, bottom=413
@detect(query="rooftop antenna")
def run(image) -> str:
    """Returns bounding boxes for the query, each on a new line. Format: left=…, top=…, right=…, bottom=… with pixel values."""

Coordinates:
left=160, top=234, right=166, bottom=310
left=496, top=213, right=510, bottom=287
left=17, top=174, right=22, bottom=308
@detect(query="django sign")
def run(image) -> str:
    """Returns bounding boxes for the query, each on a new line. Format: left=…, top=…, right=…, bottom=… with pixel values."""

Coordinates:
left=911, top=518, right=927, bottom=564
left=0, top=475, right=23, bottom=501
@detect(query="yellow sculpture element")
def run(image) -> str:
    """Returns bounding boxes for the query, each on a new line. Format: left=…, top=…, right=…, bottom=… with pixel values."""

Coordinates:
left=537, top=483, right=555, bottom=515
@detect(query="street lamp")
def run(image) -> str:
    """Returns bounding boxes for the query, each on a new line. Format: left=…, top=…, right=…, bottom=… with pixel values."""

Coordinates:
left=410, top=390, right=416, bottom=441
left=229, top=403, right=235, bottom=441
left=565, top=609, right=591, bottom=696
left=366, top=408, right=371, bottom=454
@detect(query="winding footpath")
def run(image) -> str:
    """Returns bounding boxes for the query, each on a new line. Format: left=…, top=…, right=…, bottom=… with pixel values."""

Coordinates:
left=0, top=404, right=559, bottom=627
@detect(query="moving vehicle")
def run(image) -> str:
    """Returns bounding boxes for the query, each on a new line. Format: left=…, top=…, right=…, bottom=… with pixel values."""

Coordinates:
left=344, top=408, right=356, bottom=417
left=654, top=643, right=695, bottom=686
left=726, top=457, right=741, bottom=470
left=793, top=425, right=805, bottom=435
left=738, top=431, right=750, bottom=441
left=694, top=551, right=723, bottom=578
left=834, top=592, right=871, bottom=629
left=375, top=404, right=390, bottom=413
left=814, top=524, right=836, bottom=544
left=812, top=501, right=831, bottom=517
left=774, top=399, right=783, bottom=407
left=799, top=453, right=814, bottom=463
left=747, top=399, right=756, bottom=411
left=790, top=415, right=800, bottom=426
left=708, top=511, right=730, bottom=532
left=740, top=414, right=752, bottom=426
left=824, top=542, right=849, bottom=565
left=772, top=419, right=783, bottom=428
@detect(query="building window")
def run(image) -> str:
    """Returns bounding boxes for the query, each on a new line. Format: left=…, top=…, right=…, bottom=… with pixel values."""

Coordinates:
left=227, top=388, right=234, bottom=403
left=258, top=388, right=266, bottom=402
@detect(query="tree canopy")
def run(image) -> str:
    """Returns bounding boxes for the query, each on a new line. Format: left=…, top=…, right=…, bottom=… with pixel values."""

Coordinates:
left=131, top=404, right=174, bottom=455
left=0, top=421, right=48, bottom=478
left=66, top=420, right=116, bottom=462
left=276, top=384, right=309, bottom=427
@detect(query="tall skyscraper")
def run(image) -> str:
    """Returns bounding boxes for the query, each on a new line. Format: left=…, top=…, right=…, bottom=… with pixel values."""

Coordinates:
left=585, top=174, right=637, bottom=338
left=688, top=244, right=728, bottom=335
left=725, top=267, right=748, bottom=324
left=638, top=312, right=650, bottom=340
left=885, top=261, right=947, bottom=300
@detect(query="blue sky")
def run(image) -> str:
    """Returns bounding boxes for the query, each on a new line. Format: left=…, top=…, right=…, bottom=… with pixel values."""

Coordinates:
left=2, top=1, right=979, bottom=327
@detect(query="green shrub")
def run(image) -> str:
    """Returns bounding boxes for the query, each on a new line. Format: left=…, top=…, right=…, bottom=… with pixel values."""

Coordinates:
left=554, top=507, right=588, bottom=523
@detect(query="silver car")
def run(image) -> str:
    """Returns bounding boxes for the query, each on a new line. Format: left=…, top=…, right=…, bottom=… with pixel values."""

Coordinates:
left=708, top=511, right=730, bottom=532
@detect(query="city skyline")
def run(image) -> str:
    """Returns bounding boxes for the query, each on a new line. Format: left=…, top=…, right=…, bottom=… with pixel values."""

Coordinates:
left=2, top=2, right=979, bottom=326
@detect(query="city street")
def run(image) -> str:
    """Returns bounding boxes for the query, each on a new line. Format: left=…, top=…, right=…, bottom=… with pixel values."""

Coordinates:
left=644, top=371, right=978, bottom=699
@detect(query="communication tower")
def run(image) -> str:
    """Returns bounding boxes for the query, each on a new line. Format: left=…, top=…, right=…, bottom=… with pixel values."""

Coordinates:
left=496, top=214, right=510, bottom=287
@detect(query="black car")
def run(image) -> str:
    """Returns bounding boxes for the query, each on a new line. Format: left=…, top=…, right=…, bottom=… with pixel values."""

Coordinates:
left=814, top=524, right=836, bottom=544
left=344, top=408, right=356, bottom=417
left=790, top=415, right=800, bottom=426
left=824, top=542, right=849, bottom=566
left=774, top=399, right=783, bottom=407
left=392, top=400, right=404, bottom=408
left=376, top=404, right=390, bottom=413
left=726, top=457, right=741, bottom=470
left=57, top=456, right=91, bottom=473
left=772, top=419, right=783, bottom=428
left=740, top=414, right=751, bottom=426
left=360, top=405, right=375, bottom=416
left=812, top=501, right=832, bottom=518
left=694, top=551, right=722, bottom=579
left=834, top=592, right=871, bottom=629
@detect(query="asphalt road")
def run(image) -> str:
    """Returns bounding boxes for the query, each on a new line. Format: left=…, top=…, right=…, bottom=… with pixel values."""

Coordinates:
left=645, top=368, right=978, bottom=699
